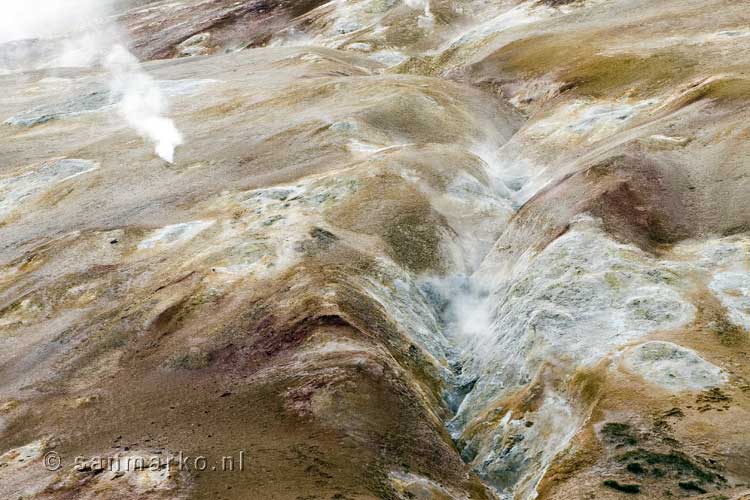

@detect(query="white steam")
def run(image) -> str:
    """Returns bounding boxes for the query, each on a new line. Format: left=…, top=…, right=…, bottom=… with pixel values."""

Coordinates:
left=404, top=0, right=434, bottom=29
left=0, top=0, right=107, bottom=43
left=0, top=0, right=183, bottom=162
left=105, top=45, right=183, bottom=162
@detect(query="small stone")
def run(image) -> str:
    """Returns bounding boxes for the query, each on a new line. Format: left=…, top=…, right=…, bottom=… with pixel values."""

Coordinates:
left=603, top=479, right=641, bottom=494
left=626, top=462, right=645, bottom=474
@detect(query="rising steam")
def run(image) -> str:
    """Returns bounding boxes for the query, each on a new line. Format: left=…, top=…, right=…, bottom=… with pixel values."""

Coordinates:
left=404, top=0, right=434, bottom=29
left=0, top=0, right=183, bottom=162
left=105, top=45, right=183, bottom=162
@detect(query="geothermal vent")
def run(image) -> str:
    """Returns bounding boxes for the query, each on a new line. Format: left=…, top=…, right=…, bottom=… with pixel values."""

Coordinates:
left=1, top=0, right=749, bottom=499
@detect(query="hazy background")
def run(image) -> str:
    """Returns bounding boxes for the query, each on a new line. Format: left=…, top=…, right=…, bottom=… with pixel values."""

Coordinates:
left=0, top=0, right=112, bottom=44
left=0, top=0, right=184, bottom=162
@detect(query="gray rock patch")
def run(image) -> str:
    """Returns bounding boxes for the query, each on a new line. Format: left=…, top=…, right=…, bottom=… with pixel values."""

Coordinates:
left=624, top=341, right=726, bottom=392
left=4, top=90, right=110, bottom=127
left=0, top=159, right=98, bottom=218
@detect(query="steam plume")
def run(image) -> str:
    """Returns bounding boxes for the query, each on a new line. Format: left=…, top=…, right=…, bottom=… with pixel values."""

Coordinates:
left=0, top=0, right=183, bottom=162
left=404, top=0, right=434, bottom=29
left=105, top=45, right=183, bottom=162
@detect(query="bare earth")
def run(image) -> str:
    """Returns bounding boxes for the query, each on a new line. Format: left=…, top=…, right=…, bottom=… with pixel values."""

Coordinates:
left=1, top=0, right=750, bottom=498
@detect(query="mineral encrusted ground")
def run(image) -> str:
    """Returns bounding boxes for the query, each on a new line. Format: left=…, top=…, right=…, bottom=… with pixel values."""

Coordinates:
left=1, top=0, right=749, bottom=499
